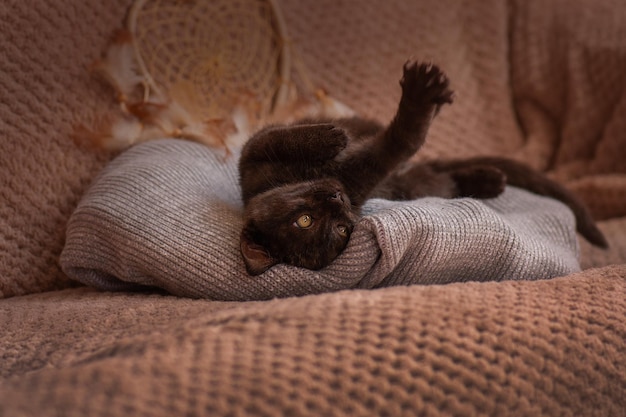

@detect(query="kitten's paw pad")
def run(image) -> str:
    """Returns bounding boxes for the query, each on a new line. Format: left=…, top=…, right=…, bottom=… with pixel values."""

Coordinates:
left=400, top=61, right=454, bottom=108
left=454, top=166, right=507, bottom=198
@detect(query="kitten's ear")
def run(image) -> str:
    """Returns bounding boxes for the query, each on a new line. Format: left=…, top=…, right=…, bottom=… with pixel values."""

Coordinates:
left=240, top=231, right=278, bottom=276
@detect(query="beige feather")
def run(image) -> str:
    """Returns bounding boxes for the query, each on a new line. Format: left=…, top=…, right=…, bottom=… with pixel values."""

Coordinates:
left=90, top=30, right=145, bottom=104
left=73, top=114, right=143, bottom=150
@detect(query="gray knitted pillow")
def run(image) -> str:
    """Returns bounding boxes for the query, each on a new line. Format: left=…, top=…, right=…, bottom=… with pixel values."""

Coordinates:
left=60, top=139, right=581, bottom=300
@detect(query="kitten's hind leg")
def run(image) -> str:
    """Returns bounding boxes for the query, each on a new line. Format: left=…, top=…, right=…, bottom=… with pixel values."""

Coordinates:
left=450, top=165, right=507, bottom=198
left=374, top=162, right=506, bottom=200
left=410, top=160, right=507, bottom=198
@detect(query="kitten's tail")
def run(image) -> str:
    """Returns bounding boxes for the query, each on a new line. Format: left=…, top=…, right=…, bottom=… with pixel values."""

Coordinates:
left=456, top=157, right=608, bottom=248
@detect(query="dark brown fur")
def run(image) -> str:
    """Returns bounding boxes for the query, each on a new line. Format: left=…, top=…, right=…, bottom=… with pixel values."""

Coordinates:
left=238, top=61, right=607, bottom=275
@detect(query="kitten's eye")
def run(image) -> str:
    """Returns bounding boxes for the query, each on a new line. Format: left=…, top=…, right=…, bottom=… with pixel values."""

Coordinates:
left=295, top=214, right=313, bottom=229
left=337, top=225, right=348, bottom=237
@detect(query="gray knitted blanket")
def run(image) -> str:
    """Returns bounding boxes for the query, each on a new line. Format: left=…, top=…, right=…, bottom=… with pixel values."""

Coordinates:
left=60, top=139, right=581, bottom=300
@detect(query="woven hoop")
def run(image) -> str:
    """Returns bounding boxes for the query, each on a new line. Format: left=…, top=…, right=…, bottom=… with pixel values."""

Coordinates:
left=126, top=0, right=291, bottom=123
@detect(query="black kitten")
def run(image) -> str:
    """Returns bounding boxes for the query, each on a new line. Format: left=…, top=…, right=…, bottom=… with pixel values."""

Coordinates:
left=238, top=61, right=607, bottom=275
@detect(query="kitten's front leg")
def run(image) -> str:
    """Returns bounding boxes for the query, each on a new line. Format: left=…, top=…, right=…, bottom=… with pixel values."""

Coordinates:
left=241, top=123, right=348, bottom=164
left=343, top=61, right=454, bottom=206
left=389, top=61, right=454, bottom=154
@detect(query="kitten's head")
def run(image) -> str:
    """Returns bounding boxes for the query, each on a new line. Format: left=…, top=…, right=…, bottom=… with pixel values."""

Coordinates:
left=240, top=178, right=358, bottom=275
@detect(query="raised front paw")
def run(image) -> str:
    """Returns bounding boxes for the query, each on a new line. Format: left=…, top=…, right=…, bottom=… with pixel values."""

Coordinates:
left=400, top=60, right=454, bottom=111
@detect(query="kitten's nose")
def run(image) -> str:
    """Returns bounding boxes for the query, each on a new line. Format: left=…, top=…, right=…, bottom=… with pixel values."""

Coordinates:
left=328, top=191, right=344, bottom=203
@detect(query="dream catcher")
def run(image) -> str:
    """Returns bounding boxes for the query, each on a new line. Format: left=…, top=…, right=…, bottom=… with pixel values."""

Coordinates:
left=85, top=0, right=353, bottom=152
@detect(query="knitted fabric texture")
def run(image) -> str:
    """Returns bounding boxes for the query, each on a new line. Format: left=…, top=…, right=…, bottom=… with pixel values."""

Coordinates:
left=60, top=139, right=580, bottom=300
left=2, top=0, right=626, bottom=298
left=1, top=267, right=625, bottom=416
left=2, top=1, right=626, bottom=415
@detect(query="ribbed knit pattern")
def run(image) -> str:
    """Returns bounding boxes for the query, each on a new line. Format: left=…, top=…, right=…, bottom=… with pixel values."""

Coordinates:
left=60, top=139, right=581, bottom=300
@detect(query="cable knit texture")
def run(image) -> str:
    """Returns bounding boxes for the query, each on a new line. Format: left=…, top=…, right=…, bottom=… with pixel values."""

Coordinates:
left=1, top=0, right=626, bottom=415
